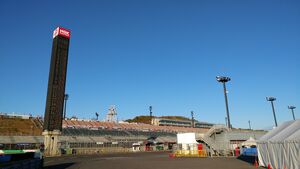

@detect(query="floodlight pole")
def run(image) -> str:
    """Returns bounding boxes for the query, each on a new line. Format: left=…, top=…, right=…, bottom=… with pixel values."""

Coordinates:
left=95, top=112, right=99, bottom=121
left=270, top=101, right=277, bottom=127
left=248, top=120, right=251, bottom=130
left=63, top=94, right=69, bottom=120
left=288, top=106, right=296, bottom=120
left=149, top=106, right=153, bottom=118
left=216, top=76, right=232, bottom=129
left=191, top=111, right=195, bottom=128
left=266, top=97, right=278, bottom=127
left=223, top=82, right=231, bottom=129
left=291, top=109, right=295, bottom=120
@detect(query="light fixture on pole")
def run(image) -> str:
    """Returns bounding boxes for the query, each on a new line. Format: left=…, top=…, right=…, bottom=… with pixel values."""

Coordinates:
left=266, top=96, right=278, bottom=127
left=288, top=106, right=296, bottom=120
left=216, top=76, right=232, bottom=129
left=63, top=94, right=69, bottom=120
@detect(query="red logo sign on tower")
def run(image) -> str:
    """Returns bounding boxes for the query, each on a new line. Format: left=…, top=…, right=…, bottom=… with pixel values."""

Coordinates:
left=53, top=27, right=71, bottom=39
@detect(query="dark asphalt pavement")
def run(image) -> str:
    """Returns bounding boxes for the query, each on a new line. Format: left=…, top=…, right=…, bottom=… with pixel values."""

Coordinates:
left=44, top=152, right=263, bottom=169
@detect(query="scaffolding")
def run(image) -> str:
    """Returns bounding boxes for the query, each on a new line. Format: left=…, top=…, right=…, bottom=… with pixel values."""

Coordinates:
left=106, top=106, right=117, bottom=123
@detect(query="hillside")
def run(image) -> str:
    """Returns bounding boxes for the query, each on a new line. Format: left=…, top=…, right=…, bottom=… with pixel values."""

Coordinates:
left=0, top=116, right=43, bottom=136
left=125, top=115, right=191, bottom=124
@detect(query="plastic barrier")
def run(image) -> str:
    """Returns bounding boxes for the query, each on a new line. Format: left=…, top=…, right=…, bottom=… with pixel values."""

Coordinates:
left=174, top=150, right=207, bottom=158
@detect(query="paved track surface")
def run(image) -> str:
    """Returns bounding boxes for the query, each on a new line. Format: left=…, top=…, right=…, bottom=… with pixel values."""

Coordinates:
left=44, top=152, right=263, bottom=169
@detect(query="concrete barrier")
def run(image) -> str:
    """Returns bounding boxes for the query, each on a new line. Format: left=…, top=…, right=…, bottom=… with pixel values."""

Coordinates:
left=71, top=147, right=132, bottom=155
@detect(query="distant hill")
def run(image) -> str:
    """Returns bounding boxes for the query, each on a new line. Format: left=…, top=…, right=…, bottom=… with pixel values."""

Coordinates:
left=161, top=116, right=191, bottom=121
left=125, top=115, right=191, bottom=124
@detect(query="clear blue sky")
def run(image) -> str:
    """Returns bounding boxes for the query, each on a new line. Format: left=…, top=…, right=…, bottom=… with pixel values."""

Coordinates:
left=0, top=0, right=299, bottom=130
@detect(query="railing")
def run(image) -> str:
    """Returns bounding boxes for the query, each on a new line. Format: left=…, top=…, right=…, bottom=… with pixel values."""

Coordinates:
left=196, top=125, right=231, bottom=156
left=206, top=124, right=228, bottom=137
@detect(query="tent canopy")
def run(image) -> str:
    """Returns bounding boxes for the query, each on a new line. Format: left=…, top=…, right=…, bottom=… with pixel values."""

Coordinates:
left=257, top=120, right=300, bottom=169
left=258, top=120, right=300, bottom=143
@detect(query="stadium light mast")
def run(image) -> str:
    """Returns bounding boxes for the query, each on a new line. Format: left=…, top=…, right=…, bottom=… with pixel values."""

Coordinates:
left=95, top=112, right=99, bottom=121
left=149, top=106, right=153, bottom=124
left=288, top=106, right=296, bottom=120
left=63, top=94, right=69, bottom=120
left=266, top=97, right=278, bottom=127
left=216, top=76, right=232, bottom=129
left=149, top=106, right=153, bottom=118
left=248, top=120, right=252, bottom=130
left=191, top=111, right=195, bottom=128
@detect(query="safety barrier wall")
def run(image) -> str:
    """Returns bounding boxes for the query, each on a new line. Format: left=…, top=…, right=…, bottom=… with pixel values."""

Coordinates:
left=72, top=147, right=132, bottom=155
left=66, top=145, right=171, bottom=155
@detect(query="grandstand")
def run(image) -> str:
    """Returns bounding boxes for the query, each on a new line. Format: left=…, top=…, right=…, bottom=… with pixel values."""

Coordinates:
left=63, top=119, right=208, bottom=133
left=0, top=114, right=266, bottom=156
left=151, top=117, right=214, bottom=128
left=0, top=115, right=202, bottom=152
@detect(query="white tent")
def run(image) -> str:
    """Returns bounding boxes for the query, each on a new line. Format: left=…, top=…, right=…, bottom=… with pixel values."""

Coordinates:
left=257, top=120, right=300, bottom=169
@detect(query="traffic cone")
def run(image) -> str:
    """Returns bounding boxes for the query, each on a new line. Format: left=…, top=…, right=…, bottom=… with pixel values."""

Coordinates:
left=169, top=153, right=175, bottom=158
left=268, top=163, right=272, bottom=169
left=284, top=165, right=287, bottom=169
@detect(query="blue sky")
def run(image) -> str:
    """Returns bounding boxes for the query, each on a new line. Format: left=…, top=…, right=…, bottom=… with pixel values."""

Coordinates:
left=0, top=0, right=299, bottom=129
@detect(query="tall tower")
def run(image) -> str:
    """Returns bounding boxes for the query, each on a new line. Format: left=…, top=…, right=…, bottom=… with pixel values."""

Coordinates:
left=43, top=27, right=71, bottom=156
